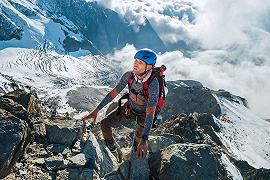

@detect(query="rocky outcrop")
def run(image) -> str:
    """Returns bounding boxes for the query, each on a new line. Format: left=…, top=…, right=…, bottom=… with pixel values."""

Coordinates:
left=45, top=118, right=84, bottom=147
left=104, top=151, right=150, bottom=180
left=0, top=12, right=23, bottom=41
left=7, top=0, right=37, bottom=17
left=0, top=110, right=31, bottom=178
left=233, top=160, right=270, bottom=180
left=3, top=89, right=42, bottom=119
left=1, top=84, right=270, bottom=180
left=0, top=97, right=33, bottom=128
left=213, top=89, right=249, bottom=108
left=161, top=80, right=221, bottom=120
left=159, top=144, right=225, bottom=180
left=0, top=89, right=41, bottom=178
left=62, top=36, right=101, bottom=55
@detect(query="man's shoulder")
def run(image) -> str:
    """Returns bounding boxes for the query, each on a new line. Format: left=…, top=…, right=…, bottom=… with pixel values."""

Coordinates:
left=125, top=70, right=133, bottom=74
left=148, top=77, right=159, bottom=87
left=123, top=71, right=133, bottom=77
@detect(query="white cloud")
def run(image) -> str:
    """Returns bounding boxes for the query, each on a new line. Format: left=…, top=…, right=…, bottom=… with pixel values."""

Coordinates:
left=109, top=44, right=270, bottom=119
left=86, top=0, right=112, bottom=8
left=109, top=0, right=197, bottom=44
left=93, top=0, right=270, bottom=118
left=191, top=0, right=270, bottom=49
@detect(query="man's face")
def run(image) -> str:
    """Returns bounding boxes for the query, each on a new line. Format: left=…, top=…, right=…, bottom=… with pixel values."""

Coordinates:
left=133, top=58, right=148, bottom=75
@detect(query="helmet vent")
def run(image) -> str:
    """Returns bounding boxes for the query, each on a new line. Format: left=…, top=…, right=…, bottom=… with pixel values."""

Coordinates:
left=142, top=55, right=149, bottom=59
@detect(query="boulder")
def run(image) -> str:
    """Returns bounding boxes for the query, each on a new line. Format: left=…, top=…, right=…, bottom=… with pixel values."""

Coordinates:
left=66, top=168, right=101, bottom=180
left=82, top=132, right=118, bottom=177
left=0, top=97, right=33, bottom=129
left=45, top=155, right=68, bottom=171
left=46, top=144, right=71, bottom=156
left=3, top=89, right=42, bottom=118
left=148, top=135, right=176, bottom=153
left=68, top=153, right=87, bottom=167
left=103, top=152, right=150, bottom=180
left=233, top=160, right=270, bottom=180
left=153, top=114, right=203, bottom=143
left=129, top=151, right=150, bottom=180
left=0, top=114, right=31, bottom=178
left=45, top=119, right=84, bottom=147
left=161, top=80, right=221, bottom=120
left=159, top=143, right=226, bottom=180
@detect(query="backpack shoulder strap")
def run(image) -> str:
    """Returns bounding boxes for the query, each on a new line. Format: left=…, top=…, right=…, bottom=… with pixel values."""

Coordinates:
left=143, top=66, right=165, bottom=99
left=128, top=72, right=135, bottom=90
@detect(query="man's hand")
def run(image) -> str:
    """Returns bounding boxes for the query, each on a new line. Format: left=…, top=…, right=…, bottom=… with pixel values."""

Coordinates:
left=81, top=108, right=99, bottom=124
left=136, top=139, right=148, bottom=158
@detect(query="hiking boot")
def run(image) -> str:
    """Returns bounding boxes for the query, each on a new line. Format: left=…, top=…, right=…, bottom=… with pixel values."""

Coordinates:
left=110, top=146, right=123, bottom=163
left=105, top=139, right=123, bottom=163
left=132, top=140, right=139, bottom=153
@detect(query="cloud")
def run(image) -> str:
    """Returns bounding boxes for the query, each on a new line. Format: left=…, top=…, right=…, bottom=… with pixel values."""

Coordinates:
left=103, top=0, right=270, bottom=118
left=109, top=44, right=270, bottom=119
left=191, top=0, right=270, bottom=49
left=86, top=0, right=112, bottom=8
left=109, top=0, right=197, bottom=45
left=105, top=44, right=137, bottom=72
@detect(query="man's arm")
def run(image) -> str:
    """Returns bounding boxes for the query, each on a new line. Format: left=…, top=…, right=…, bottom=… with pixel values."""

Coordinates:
left=136, top=78, right=159, bottom=158
left=95, top=71, right=131, bottom=111
left=82, top=71, right=131, bottom=123
left=142, top=78, right=159, bottom=140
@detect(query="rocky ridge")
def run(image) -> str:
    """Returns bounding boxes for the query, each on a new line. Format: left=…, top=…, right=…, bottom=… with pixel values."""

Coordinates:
left=1, top=80, right=270, bottom=179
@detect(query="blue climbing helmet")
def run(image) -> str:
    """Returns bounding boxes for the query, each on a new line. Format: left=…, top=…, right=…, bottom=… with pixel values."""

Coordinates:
left=134, top=49, right=157, bottom=65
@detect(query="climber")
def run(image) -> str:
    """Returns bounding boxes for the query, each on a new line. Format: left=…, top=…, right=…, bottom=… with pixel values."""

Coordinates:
left=81, top=48, right=167, bottom=162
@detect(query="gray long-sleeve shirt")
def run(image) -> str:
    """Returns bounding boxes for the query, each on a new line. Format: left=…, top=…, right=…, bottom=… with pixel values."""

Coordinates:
left=97, top=71, right=159, bottom=139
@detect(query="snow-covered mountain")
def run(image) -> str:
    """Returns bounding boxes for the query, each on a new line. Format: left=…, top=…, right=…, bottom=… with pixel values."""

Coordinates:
left=0, top=47, right=123, bottom=114
left=213, top=92, right=270, bottom=169
left=0, top=0, right=166, bottom=55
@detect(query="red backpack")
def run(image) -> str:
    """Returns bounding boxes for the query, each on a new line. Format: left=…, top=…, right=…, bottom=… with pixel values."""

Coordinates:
left=126, top=65, right=167, bottom=127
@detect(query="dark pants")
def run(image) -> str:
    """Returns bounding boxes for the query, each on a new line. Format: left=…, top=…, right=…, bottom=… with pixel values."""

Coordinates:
left=100, top=102, right=145, bottom=147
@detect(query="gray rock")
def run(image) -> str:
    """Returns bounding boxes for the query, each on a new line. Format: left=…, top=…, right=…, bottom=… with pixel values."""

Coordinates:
left=104, top=151, right=150, bottom=180
left=129, top=151, right=150, bottom=180
left=45, top=155, right=68, bottom=171
left=148, top=136, right=176, bottom=153
left=153, top=114, right=203, bottom=144
left=159, top=143, right=226, bottom=180
left=68, top=153, right=87, bottom=167
left=0, top=115, right=31, bottom=178
left=31, top=158, right=45, bottom=165
left=45, top=119, right=84, bottom=147
left=66, top=168, right=101, bottom=180
left=3, top=89, right=42, bottom=119
left=82, top=132, right=118, bottom=177
left=0, top=97, right=33, bottom=129
left=47, top=144, right=70, bottom=155
left=103, top=161, right=130, bottom=180
left=161, top=80, right=221, bottom=120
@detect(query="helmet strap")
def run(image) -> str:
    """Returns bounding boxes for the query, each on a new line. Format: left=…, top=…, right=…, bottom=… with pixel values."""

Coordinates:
left=136, top=64, right=153, bottom=78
